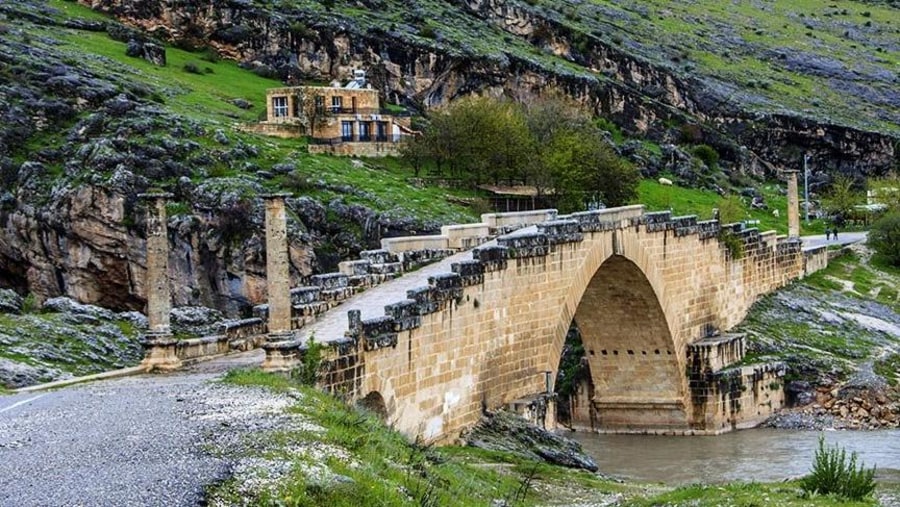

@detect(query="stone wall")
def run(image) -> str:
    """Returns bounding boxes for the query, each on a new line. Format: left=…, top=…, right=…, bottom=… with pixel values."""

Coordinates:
left=308, top=206, right=804, bottom=442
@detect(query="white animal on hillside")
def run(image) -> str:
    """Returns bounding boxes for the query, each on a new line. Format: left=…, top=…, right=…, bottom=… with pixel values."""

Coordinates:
left=658, top=177, right=673, bottom=186
left=772, top=209, right=780, bottom=218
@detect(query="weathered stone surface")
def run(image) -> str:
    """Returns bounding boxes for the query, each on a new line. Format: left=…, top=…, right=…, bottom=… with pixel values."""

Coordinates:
left=463, top=410, right=598, bottom=472
left=170, top=306, right=225, bottom=337
left=0, top=357, right=67, bottom=389
left=125, top=39, right=166, bottom=66
left=0, top=289, right=23, bottom=315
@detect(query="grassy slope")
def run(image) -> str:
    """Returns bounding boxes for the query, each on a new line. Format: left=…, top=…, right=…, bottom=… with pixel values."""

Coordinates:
left=24, top=0, right=481, bottom=224
left=635, top=179, right=846, bottom=236
left=29, top=1, right=882, bottom=230
left=211, top=369, right=879, bottom=507
left=737, top=248, right=900, bottom=384
left=553, top=0, right=900, bottom=133
left=265, top=0, right=900, bottom=134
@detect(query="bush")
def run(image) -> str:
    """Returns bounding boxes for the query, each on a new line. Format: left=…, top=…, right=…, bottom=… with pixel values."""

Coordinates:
left=801, top=436, right=876, bottom=500
left=182, top=62, right=201, bottom=74
left=868, top=211, right=900, bottom=266
left=295, top=337, right=324, bottom=386
left=693, top=144, right=719, bottom=169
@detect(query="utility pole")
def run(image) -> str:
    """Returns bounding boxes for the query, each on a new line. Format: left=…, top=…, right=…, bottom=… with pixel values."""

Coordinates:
left=804, top=153, right=811, bottom=224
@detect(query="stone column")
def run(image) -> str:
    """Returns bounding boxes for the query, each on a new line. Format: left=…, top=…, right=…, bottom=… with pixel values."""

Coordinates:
left=139, top=192, right=181, bottom=371
left=261, top=193, right=299, bottom=372
left=785, top=170, right=800, bottom=238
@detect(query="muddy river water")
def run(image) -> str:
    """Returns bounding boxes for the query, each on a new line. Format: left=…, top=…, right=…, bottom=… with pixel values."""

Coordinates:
left=567, top=428, right=900, bottom=484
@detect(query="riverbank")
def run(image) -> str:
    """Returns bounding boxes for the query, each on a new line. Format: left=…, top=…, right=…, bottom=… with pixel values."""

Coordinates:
left=206, top=369, right=893, bottom=506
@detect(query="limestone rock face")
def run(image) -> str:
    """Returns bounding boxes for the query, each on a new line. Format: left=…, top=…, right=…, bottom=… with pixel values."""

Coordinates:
left=80, top=0, right=897, bottom=177
left=0, top=184, right=317, bottom=315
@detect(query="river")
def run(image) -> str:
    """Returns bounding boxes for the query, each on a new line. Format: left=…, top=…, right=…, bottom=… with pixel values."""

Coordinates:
left=567, top=428, right=900, bottom=484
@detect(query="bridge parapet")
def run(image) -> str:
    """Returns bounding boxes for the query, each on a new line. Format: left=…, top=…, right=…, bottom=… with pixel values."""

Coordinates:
left=262, top=203, right=814, bottom=440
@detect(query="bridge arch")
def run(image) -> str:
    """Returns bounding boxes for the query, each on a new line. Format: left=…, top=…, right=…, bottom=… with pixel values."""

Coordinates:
left=559, top=254, right=687, bottom=430
left=358, top=391, right=389, bottom=420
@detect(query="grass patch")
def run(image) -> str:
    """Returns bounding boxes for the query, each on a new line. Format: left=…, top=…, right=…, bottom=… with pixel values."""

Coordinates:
left=626, top=480, right=878, bottom=507
left=221, top=368, right=297, bottom=392
left=212, top=368, right=637, bottom=506
left=874, top=353, right=900, bottom=386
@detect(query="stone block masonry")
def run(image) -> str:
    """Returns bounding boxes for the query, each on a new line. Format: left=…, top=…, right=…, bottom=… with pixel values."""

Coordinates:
left=300, top=205, right=805, bottom=442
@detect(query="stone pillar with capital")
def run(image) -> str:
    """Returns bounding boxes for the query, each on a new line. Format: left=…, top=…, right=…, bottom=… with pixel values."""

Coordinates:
left=261, top=193, right=299, bottom=372
left=785, top=170, right=800, bottom=238
left=139, top=192, right=181, bottom=371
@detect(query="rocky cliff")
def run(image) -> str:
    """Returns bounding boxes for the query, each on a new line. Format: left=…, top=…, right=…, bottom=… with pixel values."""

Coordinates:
left=0, top=1, right=440, bottom=315
left=81, top=0, right=898, bottom=177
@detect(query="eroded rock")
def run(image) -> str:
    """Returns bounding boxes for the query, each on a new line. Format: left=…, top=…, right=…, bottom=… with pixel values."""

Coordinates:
left=463, top=410, right=598, bottom=471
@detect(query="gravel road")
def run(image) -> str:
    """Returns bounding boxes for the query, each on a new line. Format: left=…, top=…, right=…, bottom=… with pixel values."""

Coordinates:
left=0, top=350, right=273, bottom=507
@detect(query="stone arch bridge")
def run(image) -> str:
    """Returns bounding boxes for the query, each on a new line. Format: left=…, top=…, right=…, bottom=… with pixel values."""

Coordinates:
left=260, top=206, right=821, bottom=442
left=139, top=187, right=826, bottom=443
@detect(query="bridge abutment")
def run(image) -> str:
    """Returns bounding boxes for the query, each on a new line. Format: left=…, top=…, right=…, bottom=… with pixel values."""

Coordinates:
left=139, top=193, right=181, bottom=371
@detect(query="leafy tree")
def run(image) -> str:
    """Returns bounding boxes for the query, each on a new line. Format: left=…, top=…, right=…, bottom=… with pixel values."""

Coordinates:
left=407, top=95, right=638, bottom=213
left=821, top=175, right=862, bottom=224
left=293, top=88, right=330, bottom=137
left=868, top=212, right=900, bottom=266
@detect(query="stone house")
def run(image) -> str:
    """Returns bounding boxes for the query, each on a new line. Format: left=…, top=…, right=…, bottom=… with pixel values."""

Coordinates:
left=257, top=70, right=413, bottom=156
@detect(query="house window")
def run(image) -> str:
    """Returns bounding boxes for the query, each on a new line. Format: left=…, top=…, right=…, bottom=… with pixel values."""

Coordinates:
left=376, top=121, right=388, bottom=142
left=341, top=121, right=353, bottom=142
left=359, top=122, right=371, bottom=142
left=272, top=96, right=288, bottom=118
left=332, top=96, right=343, bottom=113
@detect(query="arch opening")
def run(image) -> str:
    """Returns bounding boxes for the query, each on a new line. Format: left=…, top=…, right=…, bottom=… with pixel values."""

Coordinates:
left=357, top=391, right=388, bottom=421
left=568, top=255, right=687, bottom=431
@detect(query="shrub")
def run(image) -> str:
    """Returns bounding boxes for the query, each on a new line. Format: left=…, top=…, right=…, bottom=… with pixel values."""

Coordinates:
left=693, top=144, right=719, bottom=169
left=295, top=336, right=324, bottom=386
left=868, top=211, right=900, bottom=266
left=200, top=48, right=220, bottom=63
left=182, top=62, right=201, bottom=74
left=801, top=436, right=876, bottom=500
left=21, top=293, right=39, bottom=313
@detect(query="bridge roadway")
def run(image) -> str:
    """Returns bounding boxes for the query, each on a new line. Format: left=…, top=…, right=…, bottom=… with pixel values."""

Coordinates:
left=0, top=232, right=865, bottom=504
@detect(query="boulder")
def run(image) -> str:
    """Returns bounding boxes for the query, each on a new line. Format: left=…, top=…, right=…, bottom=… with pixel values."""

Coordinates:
left=0, top=357, right=67, bottom=389
left=463, top=410, right=599, bottom=472
left=43, top=297, right=117, bottom=321
left=125, top=39, right=166, bottom=66
left=0, top=289, right=23, bottom=315
left=170, top=306, right=225, bottom=337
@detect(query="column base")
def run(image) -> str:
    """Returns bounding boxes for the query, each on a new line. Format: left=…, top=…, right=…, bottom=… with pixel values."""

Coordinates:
left=140, top=332, right=182, bottom=372
left=262, top=334, right=301, bottom=373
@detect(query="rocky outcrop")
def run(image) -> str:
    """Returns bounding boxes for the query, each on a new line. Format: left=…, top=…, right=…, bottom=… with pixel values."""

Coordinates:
left=0, top=296, right=145, bottom=388
left=79, top=0, right=897, bottom=177
left=463, top=410, right=599, bottom=471
left=0, top=3, right=438, bottom=315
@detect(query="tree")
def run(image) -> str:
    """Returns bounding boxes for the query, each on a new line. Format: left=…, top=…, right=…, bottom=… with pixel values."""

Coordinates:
left=404, top=94, right=638, bottom=212
left=821, top=175, right=862, bottom=225
left=293, top=88, right=330, bottom=137
left=868, top=212, right=900, bottom=266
